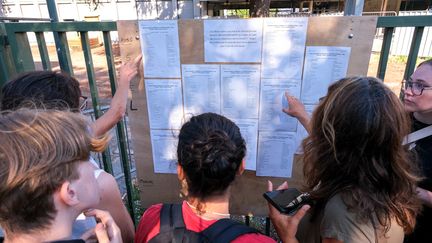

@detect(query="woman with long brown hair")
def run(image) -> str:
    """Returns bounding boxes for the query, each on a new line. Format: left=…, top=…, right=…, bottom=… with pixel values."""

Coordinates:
left=270, top=77, right=421, bottom=243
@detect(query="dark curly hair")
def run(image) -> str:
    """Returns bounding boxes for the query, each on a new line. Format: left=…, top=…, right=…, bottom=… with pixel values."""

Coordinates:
left=177, top=113, right=246, bottom=200
left=303, top=76, right=421, bottom=233
left=1, top=71, right=81, bottom=111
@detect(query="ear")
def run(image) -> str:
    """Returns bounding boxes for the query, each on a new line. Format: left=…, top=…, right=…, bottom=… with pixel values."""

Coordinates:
left=59, top=181, right=79, bottom=206
left=177, top=164, right=185, bottom=181
left=237, top=159, right=245, bottom=175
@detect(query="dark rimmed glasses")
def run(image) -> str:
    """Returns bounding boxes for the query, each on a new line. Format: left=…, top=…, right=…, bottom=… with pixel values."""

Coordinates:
left=402, top=79, right=432, bottom=96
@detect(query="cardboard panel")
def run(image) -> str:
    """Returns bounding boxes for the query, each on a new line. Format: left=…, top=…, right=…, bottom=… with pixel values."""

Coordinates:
left=117, top=16, right=378, bottom=216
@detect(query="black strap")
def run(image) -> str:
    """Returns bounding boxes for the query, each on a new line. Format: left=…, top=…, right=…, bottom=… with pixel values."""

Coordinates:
left=159, top=203, right=260, bottom=243
left=160, top=204, right=185, bottom=231
left=201, top=218, right=260, bottom=243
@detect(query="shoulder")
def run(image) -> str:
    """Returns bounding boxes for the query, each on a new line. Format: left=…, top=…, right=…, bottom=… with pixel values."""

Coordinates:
left=232, top=233, right=275, bottom=243
left=321, top=194, right=375, bottom=243
left=135, top=204, right=163, bottom=243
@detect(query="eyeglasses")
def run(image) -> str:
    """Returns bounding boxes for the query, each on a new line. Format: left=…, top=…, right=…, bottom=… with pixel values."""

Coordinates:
left=402, top=79, right=432, bottom=96
left=79, top=96, right=89, bottom=111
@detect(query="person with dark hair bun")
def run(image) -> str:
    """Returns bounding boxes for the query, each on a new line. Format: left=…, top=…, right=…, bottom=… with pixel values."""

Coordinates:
left=135, top=113, right=275, bottom=243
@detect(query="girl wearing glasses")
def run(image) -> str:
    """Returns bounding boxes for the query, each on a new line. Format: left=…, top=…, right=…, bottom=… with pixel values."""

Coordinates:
left=0, top=55, right=142, bottom=243
left=403, top=59, right=432, bottom=243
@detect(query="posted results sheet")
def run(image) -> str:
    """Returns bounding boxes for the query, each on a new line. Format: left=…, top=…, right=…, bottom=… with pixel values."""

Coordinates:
left=145, top=79, right=183, bottom=130
left=221, top=65, right=260, bottom=119
left=204, top=19, right=263, bottom=63
left=259, top=78, right=301, bottom=131
left=232, top=118, right=259, bottom=171
left=139, top=20, right=181, bottom=78
left=301, top=46, right=351, bottom=104
left=261, top=18, right=308, bottom=79
left=256, top=131, right=296, bottom=178
left=182, top=64, right=221, bottom=118
left=150, top=130, right=178, bottom=174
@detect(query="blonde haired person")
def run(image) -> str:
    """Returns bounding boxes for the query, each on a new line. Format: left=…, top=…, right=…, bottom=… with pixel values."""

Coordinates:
left=0, top=56, right=142, bottom=242
left=0, top=109, right=121, bottom=243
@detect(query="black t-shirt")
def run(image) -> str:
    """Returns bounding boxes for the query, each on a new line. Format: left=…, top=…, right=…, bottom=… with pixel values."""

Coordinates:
left=412, top=117, right=432, bottom=190
left=405, top=116, right=432, bottom=243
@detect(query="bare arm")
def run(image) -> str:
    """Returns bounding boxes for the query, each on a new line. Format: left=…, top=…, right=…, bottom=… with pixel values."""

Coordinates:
left=417, top=187, right=432, bottom=208
left=96, top=172, right=135, bottom=243
left=282, top=92, right=311, bottom=133
left=91, top=55, right=142, bottom=137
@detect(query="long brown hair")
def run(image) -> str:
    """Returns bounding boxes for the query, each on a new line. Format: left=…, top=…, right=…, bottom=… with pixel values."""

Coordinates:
left=302, top=76, right=420, bottom=233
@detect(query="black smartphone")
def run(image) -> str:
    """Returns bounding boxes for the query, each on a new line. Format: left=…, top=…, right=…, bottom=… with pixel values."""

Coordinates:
left=263, top=188, right=312, bottom=215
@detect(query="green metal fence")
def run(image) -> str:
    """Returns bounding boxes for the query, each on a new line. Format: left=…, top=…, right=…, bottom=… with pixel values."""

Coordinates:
left=0, top=19, right=136, bottom=223
left=0, top=14, right=431, bottom=232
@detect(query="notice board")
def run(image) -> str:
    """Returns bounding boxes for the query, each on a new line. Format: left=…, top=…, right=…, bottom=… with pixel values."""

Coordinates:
left=117, top=16, right=377, bottom=216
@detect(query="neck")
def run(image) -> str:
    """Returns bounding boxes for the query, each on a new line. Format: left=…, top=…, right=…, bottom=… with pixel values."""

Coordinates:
left=4, top=207, right=79, bottom=243
left=187, top=190, right=231, bottom=217
left=414, top=111, right=432, bottom=124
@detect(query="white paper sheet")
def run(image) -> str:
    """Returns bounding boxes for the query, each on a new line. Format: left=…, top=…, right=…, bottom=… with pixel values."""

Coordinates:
left=150, top=130, right=178, bottom=174
left=256, top=131, right=296, bottom=178
left=182, top=65, right=220, bottom=119
left=145, top=79, right=183, bottom=130
left=259, top=79, right=302, bottom=131
left=301, top=46, right=351, bottom=104
left=221, top=65, right=261, bottom=119
left=139, top=20, right=181, bottom=78
left=261, top=18, right=308, bottom=79
left=294, top=104, right=316, bottom=154
left=231, top=118, right=258, bottom=171
left=204, top=19, right=263, bottom=63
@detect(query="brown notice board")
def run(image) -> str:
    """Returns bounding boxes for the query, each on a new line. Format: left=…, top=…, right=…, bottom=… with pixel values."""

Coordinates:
left=117, top=16, right=377, bottom=216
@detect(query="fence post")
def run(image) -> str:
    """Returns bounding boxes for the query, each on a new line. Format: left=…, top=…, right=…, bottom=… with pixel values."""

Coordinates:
left=46, top=0, right=73, bottom=75
left=0, top=23, right=16, bottom=86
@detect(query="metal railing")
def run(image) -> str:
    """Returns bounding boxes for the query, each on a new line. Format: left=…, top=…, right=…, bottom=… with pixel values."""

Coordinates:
left=0, top=12, right=137, bottom=224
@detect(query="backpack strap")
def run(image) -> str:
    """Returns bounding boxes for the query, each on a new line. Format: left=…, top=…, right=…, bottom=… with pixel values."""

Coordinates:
left=159, top=203, right=187, bottom=243
left=403, top=125, right=432, bottom=146
left=201, top=218, right=260, bottom=243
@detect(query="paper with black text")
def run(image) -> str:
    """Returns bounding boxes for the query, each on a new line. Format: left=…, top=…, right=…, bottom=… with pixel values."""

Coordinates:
left=221, top=65, right=261, bottom=119
left=182, top=64, right=221, bottom=119
left=139, top=20, right=181, bottom=78
left=301, top=46, right=351, bottom=104
left=150, top=130, right=179, bottom=174
left=259, top=78, right=301, bottom=131
left=261, top=18, right=308, bottom=79
left=257, top=131, right=296, bottom=178
left=204, top=19, right=263, bottom=62
left=145, top=79, right=183, bottom=130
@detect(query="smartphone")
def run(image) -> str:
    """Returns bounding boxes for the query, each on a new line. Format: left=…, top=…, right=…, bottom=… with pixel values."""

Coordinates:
left=263, top=188, right=312, bottom=215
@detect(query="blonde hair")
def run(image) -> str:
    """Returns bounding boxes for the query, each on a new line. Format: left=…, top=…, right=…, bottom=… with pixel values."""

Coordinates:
left=0, top=109, right=109, bottom=235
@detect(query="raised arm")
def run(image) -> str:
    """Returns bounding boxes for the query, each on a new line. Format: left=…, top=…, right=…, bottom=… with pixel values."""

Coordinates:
left=282, top=92, right=311, bottom=133
left=92, top=55, right=142, bottom=137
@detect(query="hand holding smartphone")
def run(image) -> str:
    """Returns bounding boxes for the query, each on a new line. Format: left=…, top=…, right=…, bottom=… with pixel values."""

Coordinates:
left=263, top=188, right=313, bottom=215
